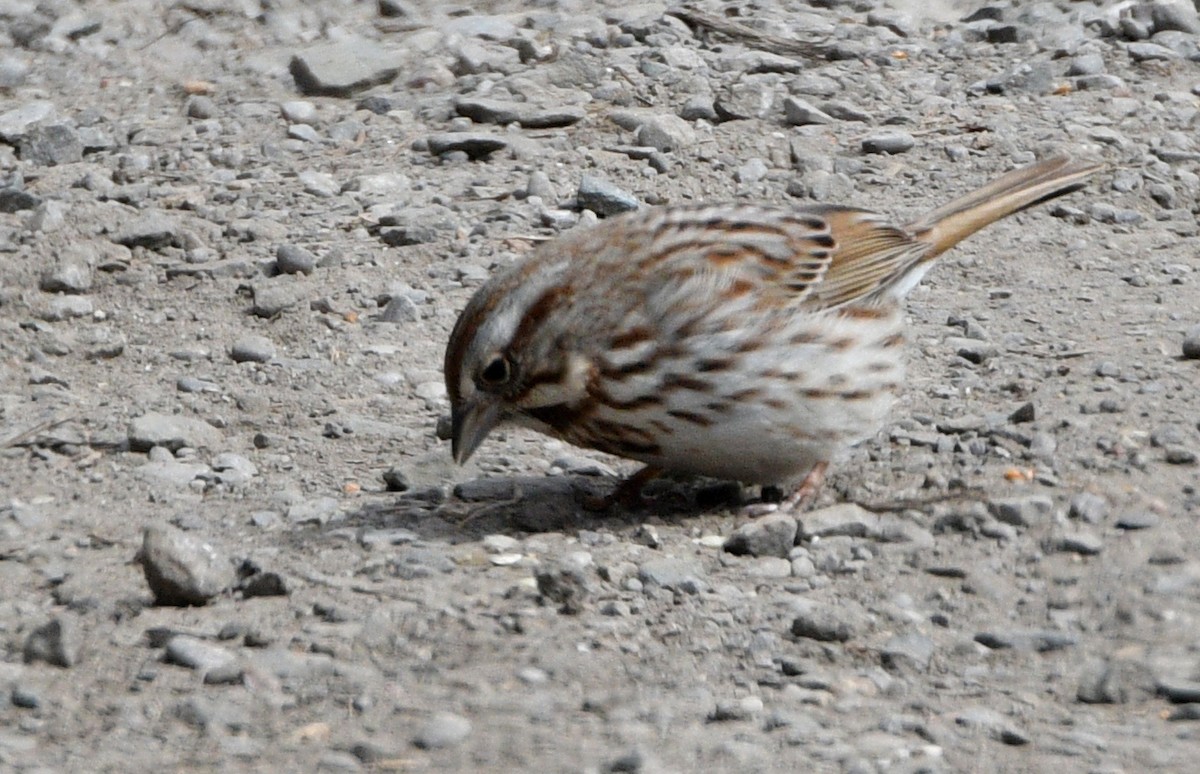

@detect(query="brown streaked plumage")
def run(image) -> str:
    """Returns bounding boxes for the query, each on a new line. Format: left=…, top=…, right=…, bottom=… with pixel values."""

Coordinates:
left=443, top=155, right=1101, bottom=510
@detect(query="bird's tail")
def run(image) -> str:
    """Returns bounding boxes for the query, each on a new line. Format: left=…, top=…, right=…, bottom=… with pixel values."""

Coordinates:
left=908, top=155, right=1102, bottom=260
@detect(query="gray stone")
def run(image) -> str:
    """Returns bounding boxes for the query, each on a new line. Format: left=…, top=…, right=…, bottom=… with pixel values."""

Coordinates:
left=139, top=524, right=235, bottom=606
left=113, top=213, right=180, bottom=251
left=39, top=295, right=92, bottom=321
left=0, top=55, right=29, bottom=89
left=230, top=335, right=276, bottom=363
left=1158, top=678, right=1200, bottom=703
left=714, top=77, right=779, bottom=120
left=862, top=130, right=915, bottom=155
left=185, top=96, right=217, bottom=119
left=987, top=495, right=1053, bottom=527
left=1051, top=529, right=1104, bottom=555
left=26, top=199, right=68, bottom=233
left=736, top=158, right=769, bottom=183
left=791, top=601, right=865, bottom=642
left=379, top=294, right=419, bottom=323
left=954, top=708, right=1030, bottom=745
left=679, top=94, right=718, bottom=121
left=0, top=187, right=41, bottom=212
left=1181, top=324, right=1200, bottom=358
left=947, top=336, right=999, bottom=364
left=975, top=629, right=1078, bottom=652
left=251, top=283, right=304, bottom=318
left=535, top=559, right=592, bottom=614
left=280, top=100, right=319, bottom=125
left=1127, top=41, right=1178, bottom=60
left=134, top=460, right=211, bottom=488
left=165, top=635, right=237, bottom=674
left=1074, top=74, right=1125, bottom=90
left=1164, top=445, right=1197, bottom=464
left=1068, top=492, right=1108, bottom=524
left=425, top=132, right=508, bottom=159
left=880, top=632, right=934, bottom=674
left=413, top=712, right=472, bottom=749
left=821, top=101, right=871, bottom=121
left=0, top=100, right=56, bottom=141
left=1077, top=658, right=1157, bottom=703
left=577, top=175, right=640, bottom=216
left=987, top=24, right=1031, bottom=44
left=18, top=123, right=82, bottom=166
left=1149, top=2, right=1200, bottom=34
left=211, top=453, right=258, bottom=486
left=1070, top=52, right=1104, bottom=75
left=23, top=616, right=83, bottom=668
left=723, top=513, right=798, bottom=558
left=709, top=696, right=764, bottom=722
left=455, top=97, right=584, bottom=129
left=275, top=244, right=317, bottom=275
left=287, top=496, right=340, bottom=525
left=799, top=503, right=876, bottom=540
left=1115, top=510, right=1161, bottom=530
left=129, top=412, right=222, bottom=451
left=637, top=557, right=707, bottom=594
left=298, top=169, right=339, bottom=197
left=634, top=114, right=695, bottom=152
left=782, top=96, right=834, bottom=125
left=289, top=39, right=405, bottom=97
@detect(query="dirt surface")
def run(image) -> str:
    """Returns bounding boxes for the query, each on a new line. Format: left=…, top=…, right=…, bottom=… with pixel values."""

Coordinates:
left=2, top=0, right=1200, bottom=771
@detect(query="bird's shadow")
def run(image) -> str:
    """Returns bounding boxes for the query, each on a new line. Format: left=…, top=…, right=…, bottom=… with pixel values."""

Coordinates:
left=339, top=473, right=747, bottom=543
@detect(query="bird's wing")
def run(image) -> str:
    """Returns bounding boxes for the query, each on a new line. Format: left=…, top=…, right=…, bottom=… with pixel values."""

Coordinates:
left=794, top=205, right=930, bottom=310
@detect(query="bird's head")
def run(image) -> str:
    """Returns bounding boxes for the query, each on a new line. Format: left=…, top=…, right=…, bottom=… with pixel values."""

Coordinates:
left=442, top=258, right=589, bottom=464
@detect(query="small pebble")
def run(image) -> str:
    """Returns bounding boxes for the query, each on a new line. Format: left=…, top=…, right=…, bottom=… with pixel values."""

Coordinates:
left=230, top=335, right=276, bottom=363
left=862, top=130, right=915, bottom=155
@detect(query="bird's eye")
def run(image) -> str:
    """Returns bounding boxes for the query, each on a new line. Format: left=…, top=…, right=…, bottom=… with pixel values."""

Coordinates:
left=478, top=354, right=512, bottom=387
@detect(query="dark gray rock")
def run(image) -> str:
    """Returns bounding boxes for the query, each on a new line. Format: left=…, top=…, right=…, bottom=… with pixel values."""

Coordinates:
left=637, top=557, right=707, bottom=594
left=1077, top=658, right=1158, bottom=703
left=987, top=495, right=1053, bottom=527
left=782, top=96, right=834, bottom=125
left=634, top=114, right=696, bottom=151
left=723, top=513, right=798, bottom=558
left=954, top=708, right=1030, bottom=745
left=1068, top=492, right=1108, bottom=524
left=861, top=130, right=915, bottom=155
left=250, top=283, right=304, bottom=318
left=975, top=629, right=1078, bottom=652
left=425, top=132, right=508, bottom=159
left=18, top=123, right=82, bottom=166
left=289, top=39, right=405, bottom=97
left=229, top=335, right=276, bottom=363
left=139, top=525, right=235, bottom=606
left=791, top=601, right=865, bottom=642
left=0, top=187, right=41, bottom=212
left=165, top=635, right=237, bottom=674
left=577, top=175, right=639, bottom=216
left=880, top=632, right=934, bottom=674
left=1180, top=324, right=1200, bottom=360
left=23, top=616, right=83, bottom=668
left=413, top=712, right=472, bottom=749
left=0, top=100, right=55, bottom=141
left=535, top=559, right=592, bottom=614
left=113, top=214, right=180, bottom=251
left=128, top=412, right=222, bottom=451
left=275, top=244, right=317, bottom=275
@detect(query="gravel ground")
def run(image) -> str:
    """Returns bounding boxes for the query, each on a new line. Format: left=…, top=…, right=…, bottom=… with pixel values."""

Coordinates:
left=2, top=0, right=1200, bottom=771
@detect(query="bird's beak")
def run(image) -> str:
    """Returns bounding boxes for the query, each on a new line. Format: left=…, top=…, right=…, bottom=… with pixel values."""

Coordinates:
left=451, top=394, right=503, bottom=464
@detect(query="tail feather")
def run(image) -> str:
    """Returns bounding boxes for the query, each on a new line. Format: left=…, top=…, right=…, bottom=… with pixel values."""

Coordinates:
left=908, top=155, right=1103, bottom=260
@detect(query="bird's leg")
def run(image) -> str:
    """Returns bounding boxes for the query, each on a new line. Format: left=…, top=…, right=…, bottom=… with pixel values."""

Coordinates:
left=740, top=461, right=829, bottom=517
left=582, top=465, right=663, bottom=511
left=780, top=460, right=829, bottom=510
